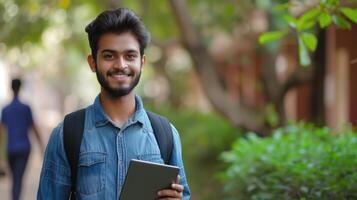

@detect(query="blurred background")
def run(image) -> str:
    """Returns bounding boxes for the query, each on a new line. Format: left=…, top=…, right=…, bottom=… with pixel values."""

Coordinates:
left=0, top=0, right=357, bottom=199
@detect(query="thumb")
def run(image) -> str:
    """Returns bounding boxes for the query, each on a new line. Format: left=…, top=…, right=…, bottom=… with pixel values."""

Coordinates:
left=175, top=175, right=180, bottom=184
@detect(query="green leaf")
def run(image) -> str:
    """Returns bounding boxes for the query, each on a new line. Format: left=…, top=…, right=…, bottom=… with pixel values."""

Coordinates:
left=298, top=35, right=311, bottom=66
left=297, top=8, right=320, bottom=31
left=259, top=31, right=287, bottom=44
left=283, top=14, right=298, bottom=28
left=318, top=12, right=332, bottom=28
left=297, top=20, right=316, bottom=31
left=299, top=8, right=321, bottom=22
left=301, top=32, right=318, bottom=51
left=332, top=15, right=351, bottom=29
left=340, top=7, right=357, bottom=23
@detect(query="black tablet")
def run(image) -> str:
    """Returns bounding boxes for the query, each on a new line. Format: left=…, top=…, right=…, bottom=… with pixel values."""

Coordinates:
left=119, top=159, right=179, bottom=200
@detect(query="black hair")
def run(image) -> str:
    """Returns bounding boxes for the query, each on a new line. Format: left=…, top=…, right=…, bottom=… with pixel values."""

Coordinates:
left=11, top=78, right=21, bottom=95
left=85, top=8, right=150, bottom=60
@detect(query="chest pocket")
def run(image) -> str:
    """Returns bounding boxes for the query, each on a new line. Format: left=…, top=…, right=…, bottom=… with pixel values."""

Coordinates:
left=77, top=152, right=106, bottom=195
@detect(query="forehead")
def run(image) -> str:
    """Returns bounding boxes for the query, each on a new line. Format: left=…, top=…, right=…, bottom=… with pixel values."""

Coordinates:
left=97, top=32, right=140, bottom=53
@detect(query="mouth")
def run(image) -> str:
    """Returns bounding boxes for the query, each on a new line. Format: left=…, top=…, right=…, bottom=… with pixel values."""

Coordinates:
left=108, top=71, right=132, bottom=81
left=111, top=73, right=130, bottom=77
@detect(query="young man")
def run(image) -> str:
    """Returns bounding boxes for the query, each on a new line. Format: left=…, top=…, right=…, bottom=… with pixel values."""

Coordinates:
left=1, top=78, right=44, bottom=200
left=37, top=8, right=190, bottom=199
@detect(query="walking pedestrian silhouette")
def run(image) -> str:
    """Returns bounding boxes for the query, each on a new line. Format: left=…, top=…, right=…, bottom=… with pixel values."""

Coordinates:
left=0, top=78, right=44, bottom=200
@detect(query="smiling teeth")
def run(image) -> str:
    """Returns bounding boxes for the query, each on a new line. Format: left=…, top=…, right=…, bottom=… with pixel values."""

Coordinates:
left=112, top=72, right=129, bottom=75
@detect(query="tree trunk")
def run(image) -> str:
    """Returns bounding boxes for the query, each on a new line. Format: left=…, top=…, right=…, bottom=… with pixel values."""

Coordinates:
left=311, top=29, right=326, bottom=126
left=168, top=0, right=265, bottom=133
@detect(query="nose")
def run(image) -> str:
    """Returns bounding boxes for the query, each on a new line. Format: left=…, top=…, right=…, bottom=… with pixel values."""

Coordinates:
left=114, top=56, right=128, bottom=69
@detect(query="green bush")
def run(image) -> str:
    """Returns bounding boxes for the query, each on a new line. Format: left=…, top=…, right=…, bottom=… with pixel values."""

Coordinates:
left=146, top=102, right=241, bottom=199
left=219, top=123, right=357, bottom=200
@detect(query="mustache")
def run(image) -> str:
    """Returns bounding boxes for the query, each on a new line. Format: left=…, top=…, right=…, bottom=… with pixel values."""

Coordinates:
left=107, top=68, right=132, bottom=76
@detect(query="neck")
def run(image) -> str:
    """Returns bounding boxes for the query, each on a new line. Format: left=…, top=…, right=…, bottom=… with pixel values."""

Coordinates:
left=99, top=90, right=136, bottom=128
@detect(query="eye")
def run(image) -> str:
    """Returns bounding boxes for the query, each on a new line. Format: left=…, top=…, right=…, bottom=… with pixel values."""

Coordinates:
left=126, top=53, right=138, bottom=61
left=103, top=53, right=114, bottom=60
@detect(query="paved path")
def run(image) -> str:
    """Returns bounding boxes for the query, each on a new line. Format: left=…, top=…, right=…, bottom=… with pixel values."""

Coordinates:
left=0, top=137, right=45, bottom=200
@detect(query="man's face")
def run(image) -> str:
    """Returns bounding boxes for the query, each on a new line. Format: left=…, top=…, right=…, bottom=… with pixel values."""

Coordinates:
left=87, top=32, right=145, bottom=98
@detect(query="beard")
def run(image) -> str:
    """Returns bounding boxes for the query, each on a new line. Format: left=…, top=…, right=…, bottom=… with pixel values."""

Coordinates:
left=96, top=68, right=141, bottom=98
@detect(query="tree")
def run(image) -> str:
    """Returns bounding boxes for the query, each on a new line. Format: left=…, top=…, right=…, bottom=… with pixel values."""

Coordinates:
left=168, top=0, right=357, bottom=134
left=168, top=0, right=267, bottom=133
left=260, top=0, right=357, bottom=126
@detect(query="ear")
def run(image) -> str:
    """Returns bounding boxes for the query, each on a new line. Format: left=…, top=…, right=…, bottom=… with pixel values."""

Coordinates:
left=87, top=55, right=96, bottom=72
left=140, top=54, right=146, bottom=71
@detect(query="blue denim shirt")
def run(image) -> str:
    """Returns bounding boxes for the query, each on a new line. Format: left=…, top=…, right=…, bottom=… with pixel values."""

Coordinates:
left=37, top=95, right=190, bottom=200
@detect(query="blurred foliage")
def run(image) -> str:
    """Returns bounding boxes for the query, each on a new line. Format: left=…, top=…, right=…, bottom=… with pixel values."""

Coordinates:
left=264, top=103, right=280, bottom=128
left=219, top=122, right=357, bottom=199
left=0, top=0, right=101, bottom=96
left=259, top=0, right=357, bottom=66
left=146, top=102, right=242, bottom=199
left=136, top=0, right=179, bottom=40
left=0, top=0, right=48, bottom=46
left=188, top=0, right=239, bottom=34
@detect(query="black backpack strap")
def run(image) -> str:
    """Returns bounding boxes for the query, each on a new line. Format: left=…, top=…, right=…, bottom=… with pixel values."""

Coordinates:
left=146, top=111, right=174, bottom=164
left=63, top=109, right=86, bottom=200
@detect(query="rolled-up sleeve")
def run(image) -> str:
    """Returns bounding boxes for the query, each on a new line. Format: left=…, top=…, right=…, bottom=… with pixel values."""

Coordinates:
left=169, top=124, right=191, bottom=200
left=37, top=123, right=71, bottom=200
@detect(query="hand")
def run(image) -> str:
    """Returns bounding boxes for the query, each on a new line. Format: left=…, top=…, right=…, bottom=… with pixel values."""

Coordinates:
left=157, top=175, right=184, bottom=200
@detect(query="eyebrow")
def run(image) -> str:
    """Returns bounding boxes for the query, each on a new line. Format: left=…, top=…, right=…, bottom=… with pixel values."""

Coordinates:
left=101, top=49, right=115, bottom=54
left=100, top=49, right=139, bottom=54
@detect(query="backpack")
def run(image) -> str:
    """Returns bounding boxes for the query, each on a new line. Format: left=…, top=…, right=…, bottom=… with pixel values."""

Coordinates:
left=63, top=109, right=173, bottom=200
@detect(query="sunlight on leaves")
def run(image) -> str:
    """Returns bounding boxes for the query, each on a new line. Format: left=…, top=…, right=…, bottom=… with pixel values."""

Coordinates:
left=259, top=31, right=287, bottom=44
left=340, top=7, right=357, bottom=23
left=318, top=12, right=332, bottom=28
left=301, top=32, right=318, bottom=52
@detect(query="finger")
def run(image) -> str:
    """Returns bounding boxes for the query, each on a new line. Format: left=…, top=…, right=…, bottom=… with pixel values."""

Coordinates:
left=171, top=183, right=184, bottom=193
left=157, top=190, right=182, bottom=198
left=175, top=175, right=180, bottom=184
left=157, top=189, right=183, bottom=198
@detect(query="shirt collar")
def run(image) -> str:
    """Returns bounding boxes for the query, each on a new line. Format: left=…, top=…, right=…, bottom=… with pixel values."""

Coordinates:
left=11, top=96, right=20, bottom=103
left=131, top=95, right=146, bottom=125
left=93, top=94, right=146, bottom=127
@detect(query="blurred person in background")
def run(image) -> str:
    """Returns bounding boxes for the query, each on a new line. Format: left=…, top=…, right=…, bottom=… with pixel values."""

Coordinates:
left=0, top=78, right=44, bottom=200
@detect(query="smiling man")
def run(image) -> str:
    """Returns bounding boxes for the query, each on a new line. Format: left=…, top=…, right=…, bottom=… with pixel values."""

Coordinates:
left=37, top=8, right=190, bottom=200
